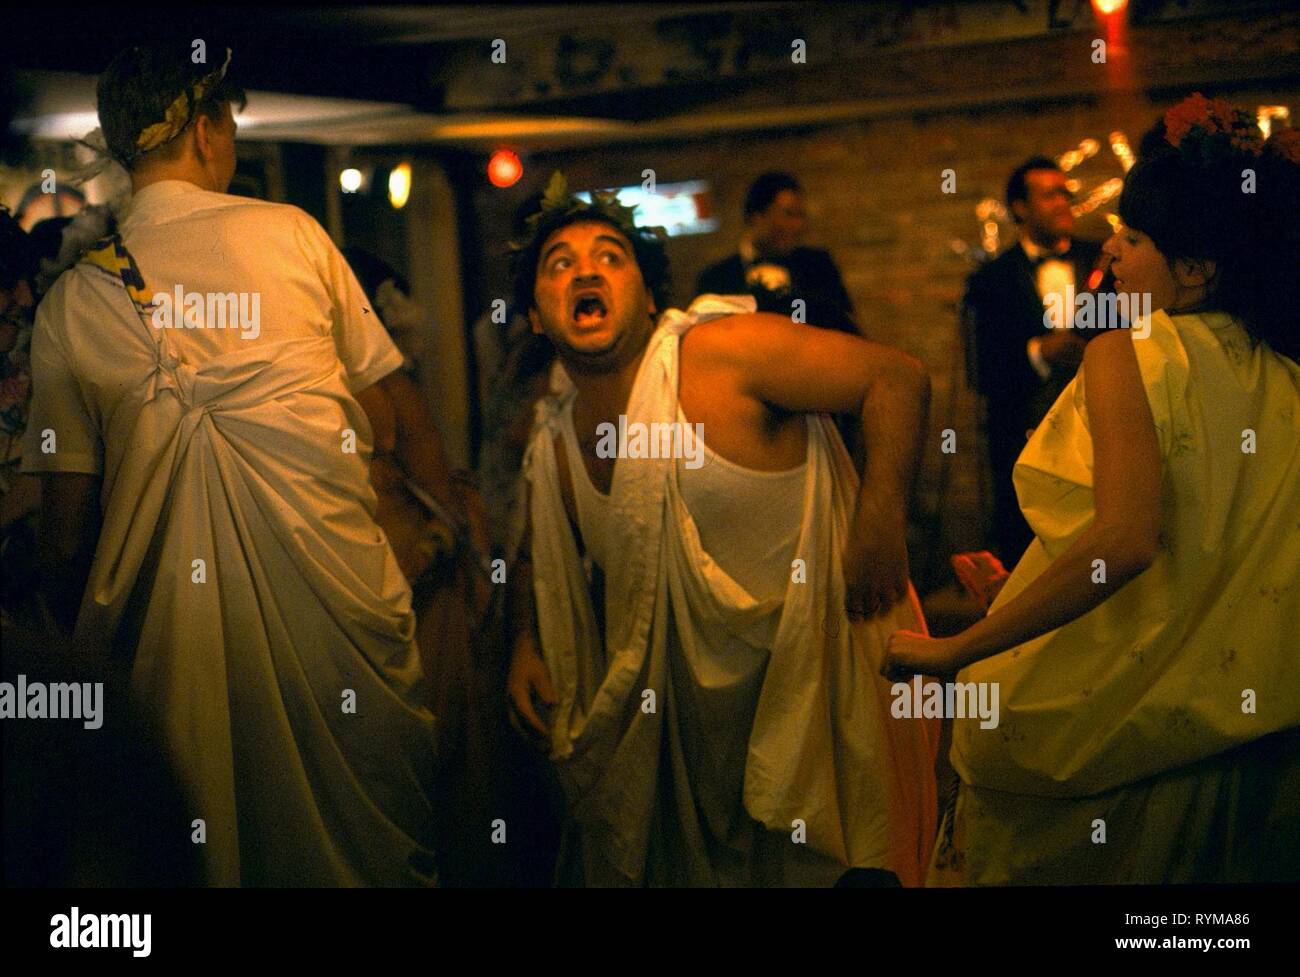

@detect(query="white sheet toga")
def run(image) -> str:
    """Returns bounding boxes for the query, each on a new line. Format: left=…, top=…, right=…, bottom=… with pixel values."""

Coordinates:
left=525, top=296, right=938, bottom=886
left=22, top=180, right=437, bottom=886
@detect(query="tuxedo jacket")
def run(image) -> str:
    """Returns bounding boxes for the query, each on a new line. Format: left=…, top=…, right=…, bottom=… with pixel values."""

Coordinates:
left=964, top=237, right=1105, bottom=561
left=964, top=238, right=1103, bottom=443
left=695, top=247, right=858, bottom=335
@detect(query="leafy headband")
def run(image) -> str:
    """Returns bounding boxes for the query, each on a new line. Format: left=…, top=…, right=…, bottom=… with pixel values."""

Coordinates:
left=124, top=47, right=233, bottom=164
left=508, top=171, right=667, bottom=257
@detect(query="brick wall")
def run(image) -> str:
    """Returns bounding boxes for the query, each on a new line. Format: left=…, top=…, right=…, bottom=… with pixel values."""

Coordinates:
left=468, top=84, right=1299, bottom=590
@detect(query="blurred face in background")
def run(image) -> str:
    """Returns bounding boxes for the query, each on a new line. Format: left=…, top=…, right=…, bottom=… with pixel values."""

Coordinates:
left=529, top=220, right=657, bottom=375
left=750, top=189, right=807, bottom=257
left=1015, top=168, right=1075, bottom=245
left=0, top=279, right=36, bottom=354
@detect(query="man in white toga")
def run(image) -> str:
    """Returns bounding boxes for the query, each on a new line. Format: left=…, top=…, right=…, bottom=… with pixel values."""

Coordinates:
left=23, top=44, right=436, bottom=885
left=505, top=177, right=939, bottom=886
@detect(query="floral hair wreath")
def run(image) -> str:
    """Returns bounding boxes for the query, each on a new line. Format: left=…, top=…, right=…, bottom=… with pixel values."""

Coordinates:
left=1163, top=92, right=1300, bottom=166
left=507, top=171, right=668, bottom=257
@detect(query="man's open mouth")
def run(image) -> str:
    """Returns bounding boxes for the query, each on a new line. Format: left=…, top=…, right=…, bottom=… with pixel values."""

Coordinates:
left=572, top=292, right=608, bottom=327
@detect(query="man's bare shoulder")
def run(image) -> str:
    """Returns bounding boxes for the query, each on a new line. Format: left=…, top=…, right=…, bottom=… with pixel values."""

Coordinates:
left=689, top=311, right=797, bottom=339
left=683, top=312, right=798, bottom=364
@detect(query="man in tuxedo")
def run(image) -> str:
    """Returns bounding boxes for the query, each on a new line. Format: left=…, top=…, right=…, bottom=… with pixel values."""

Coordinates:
left=964, top=156, right=1102, bottom=567
left=697, top=173, right=862, bottom=461
left=696, top=171, right=857, bottom=335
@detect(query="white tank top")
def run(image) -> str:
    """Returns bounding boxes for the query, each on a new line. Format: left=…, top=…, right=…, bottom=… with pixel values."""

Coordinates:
left=557, top=399, right=616, bottom=571
left=558, top=400, right=807, bottom=603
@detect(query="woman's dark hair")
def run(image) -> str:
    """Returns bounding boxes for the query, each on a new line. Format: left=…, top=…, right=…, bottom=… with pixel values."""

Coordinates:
left=509, top=208, right=671, bottom=318
left=1119, top=117, right=1300, bottom=360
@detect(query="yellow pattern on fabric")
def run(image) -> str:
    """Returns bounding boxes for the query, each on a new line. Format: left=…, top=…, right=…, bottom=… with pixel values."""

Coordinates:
left=79, top=236, right=154, bottom=313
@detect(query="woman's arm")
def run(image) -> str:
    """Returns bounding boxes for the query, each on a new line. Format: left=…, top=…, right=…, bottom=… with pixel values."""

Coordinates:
left=886, top=328, right=1162, bottom=676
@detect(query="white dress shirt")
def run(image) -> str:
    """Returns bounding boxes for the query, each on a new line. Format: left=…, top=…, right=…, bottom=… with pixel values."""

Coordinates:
left=1022, top=237, right=1076, bottom=379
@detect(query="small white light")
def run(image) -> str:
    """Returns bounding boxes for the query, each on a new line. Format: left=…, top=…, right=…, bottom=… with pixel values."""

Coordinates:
left=1257, top=105, right=1290, bottom=140
left=388, top=163, right=412, bottom=209
left=340, top=168, right=362, bottom=193
left=1071, top=178, right=1124, bottom=217
left=1109, top=131, right=1135, bottom=173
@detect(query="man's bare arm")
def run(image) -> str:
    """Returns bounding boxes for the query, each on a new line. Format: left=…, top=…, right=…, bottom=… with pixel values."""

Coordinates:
left=378, top=370, right=463, bottom=521
left=691, top=313, right=931, bottom=614
left=35, top=472, right=101, bottom=632
left=504, top=481, right=556, bottom=738
left=885, top=329, right=1160, bottom=677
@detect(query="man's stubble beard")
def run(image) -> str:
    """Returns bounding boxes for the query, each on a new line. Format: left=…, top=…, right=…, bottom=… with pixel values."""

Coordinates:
left=550, top=309, right=657, bottom=378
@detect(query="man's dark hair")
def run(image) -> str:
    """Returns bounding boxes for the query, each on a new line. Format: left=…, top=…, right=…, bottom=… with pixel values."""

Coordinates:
left=510, top=209, right=671, bottom=317
left=1005, top=156, right=1062, bottom=220
left=0, top=207, right=38, bottom=291
left=97, top=43, right=246, bottom=168
left=743, top=171, right=802, bottom=220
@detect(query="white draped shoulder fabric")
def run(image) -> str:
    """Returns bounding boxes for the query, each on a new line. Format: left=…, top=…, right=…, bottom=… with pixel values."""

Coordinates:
left=22, top=181, right=437, bottom=886
left=525, top=296, right=938, bottom=886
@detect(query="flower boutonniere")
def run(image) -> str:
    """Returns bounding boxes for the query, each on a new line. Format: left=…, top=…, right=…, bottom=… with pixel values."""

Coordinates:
left=745, top=262, right=792, bottom=295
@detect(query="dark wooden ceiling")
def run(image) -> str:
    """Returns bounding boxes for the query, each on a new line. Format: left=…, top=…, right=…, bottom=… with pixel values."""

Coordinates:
left=8, top=1, right=1299, bottom=125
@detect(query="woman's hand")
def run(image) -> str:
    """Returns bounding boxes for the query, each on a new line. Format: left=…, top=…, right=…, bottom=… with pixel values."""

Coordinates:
left=950, top=550, right=1010, bottom=611
left=882, top=630, right=968, bottom=682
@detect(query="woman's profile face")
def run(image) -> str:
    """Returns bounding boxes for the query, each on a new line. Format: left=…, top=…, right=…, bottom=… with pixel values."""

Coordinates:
left=1103, top=225, right=1179, bottom=312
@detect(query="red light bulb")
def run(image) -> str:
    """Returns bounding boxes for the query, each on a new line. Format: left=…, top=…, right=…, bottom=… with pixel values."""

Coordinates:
left=488, top=151, right=523, bottom=188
